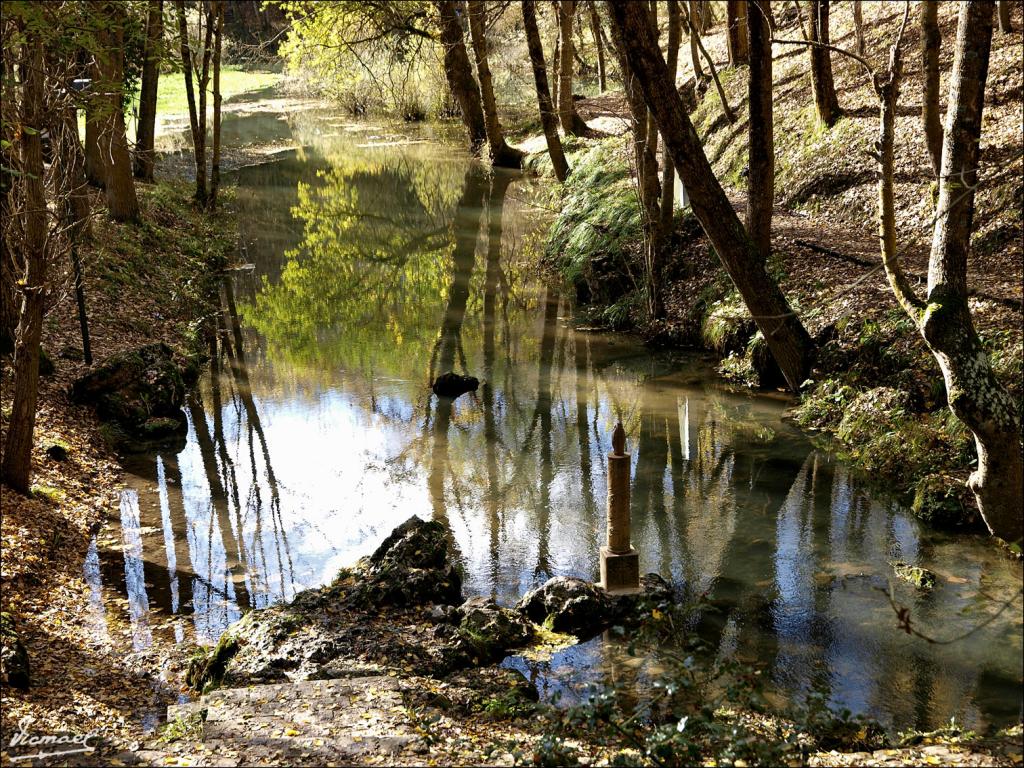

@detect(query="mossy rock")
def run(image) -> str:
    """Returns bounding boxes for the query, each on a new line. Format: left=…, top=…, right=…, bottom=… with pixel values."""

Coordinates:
left=186, top=634, right=239, bottom=693
left=0, top=612, right=30, bottom=690
left=891, top=561, right=937, bottom=590
left=70, top=343, right=189, bottom=436
left=912, top=473, right=981, bottom=530
left=456, top=597, right=534, bottom=664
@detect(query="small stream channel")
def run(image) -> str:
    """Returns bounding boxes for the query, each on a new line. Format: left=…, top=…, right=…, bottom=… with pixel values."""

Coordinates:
left=88, top=88, right=1022, bottom=734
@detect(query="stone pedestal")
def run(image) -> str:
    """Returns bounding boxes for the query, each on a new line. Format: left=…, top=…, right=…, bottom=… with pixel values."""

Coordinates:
left=599, top=546, right=641, bottom=595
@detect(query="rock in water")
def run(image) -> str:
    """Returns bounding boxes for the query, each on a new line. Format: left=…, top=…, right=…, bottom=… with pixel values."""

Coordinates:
left=516, top=577, right=615, bottom=637
left=516, top=574, right=676, bottom=639
left=0, top=612, right=30, bottom=690
left=432, top=372, right=479, bottom=399
left=70, top=343, right=189, bottom=438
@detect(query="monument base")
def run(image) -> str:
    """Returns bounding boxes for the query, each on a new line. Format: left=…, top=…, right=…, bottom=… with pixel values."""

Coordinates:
left=599, top=546, right=641, bottom=594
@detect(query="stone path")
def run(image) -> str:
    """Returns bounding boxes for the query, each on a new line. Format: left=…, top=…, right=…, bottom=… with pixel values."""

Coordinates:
left=810, top=742, right=1024, bottom=767
left=124, top=677, right=428, bottom=767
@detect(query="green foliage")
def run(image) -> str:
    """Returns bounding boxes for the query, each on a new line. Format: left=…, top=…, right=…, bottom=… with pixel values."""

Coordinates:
left=544, top=136, right=641, bottom=292
left=718, top=351, right=758, bottom=389
left=30, top=484, right=65, bottom=504
left=278, top=1, right=447, bottom=119
left=186, top=634, right=239, bottom=693
left=702, top=292, right=754, bottom=355
left=481, top=690, right=536, bottom=721
left=158, top=711, right=205, bottom=744
left=912, top=473, right=975, bottom=529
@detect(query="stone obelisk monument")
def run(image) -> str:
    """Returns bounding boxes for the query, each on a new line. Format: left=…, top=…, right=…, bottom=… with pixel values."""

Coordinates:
left=599, top=422, right=640, bottom=593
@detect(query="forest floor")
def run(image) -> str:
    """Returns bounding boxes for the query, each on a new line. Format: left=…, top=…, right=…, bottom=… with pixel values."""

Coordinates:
left=0, top=179, right=240, bottom=762
left=530, top=0, right=1022, bottom=535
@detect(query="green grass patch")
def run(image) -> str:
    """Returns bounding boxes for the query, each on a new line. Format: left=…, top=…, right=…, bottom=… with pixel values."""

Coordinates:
left=543, top=135, right=642, bottom=305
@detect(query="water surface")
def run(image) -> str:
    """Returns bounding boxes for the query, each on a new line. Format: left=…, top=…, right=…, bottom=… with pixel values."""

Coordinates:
left=90, top=92, right=1023, bottom=734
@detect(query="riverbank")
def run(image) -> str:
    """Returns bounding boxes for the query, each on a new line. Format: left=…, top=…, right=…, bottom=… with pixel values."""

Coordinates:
left=524, top=1, right=1022, bottom=537
left=0, top=179, right=238, bottom=754
left=55, top=517, right=1024, bottom=767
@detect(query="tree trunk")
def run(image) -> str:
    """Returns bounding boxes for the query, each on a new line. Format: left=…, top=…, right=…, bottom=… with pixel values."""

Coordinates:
left=550, top=12, right=561, bottom=111
left=209, top=0, right=223, bottom=208
left=467, top=0, right=524, bottom=168
left=747, top=0, right=774, bottom=260
left=610, top=3, right=663, bottom=319
left=687, top=0, right=705, bottom=79
left=921, top=1, right=1020, bottom=542
left=877, top=0, right=1020, bottom=543
left=558, top=1, right=590, bottom=135
left=196, top=2, right=214, bottom=203
left=84, top=105, right=105, bottom=187
left=852, top=0, right=865, bottom=56
left=61, top=107, right=93, bottom=365
left=726, top=0, right=749, bottom=66
left=436, top=0, right=487, bottom=154
left=659, top=0, right=684, bottom=242
left=523, top=0, right=570, bottom=182
left=608, top=3, right=814, bottom=391
left=920, top=0, right=943, bottom=178
left=177, top=0, right=205, bottom=203
left=683, top=1, right=737, bottom=122
left=697, top=0, right=712, bottom=33
left=587, top=0, right=607, bottom=92
left=997, top=0, right=1012, bottom=32
left=2, top=34, right=47, bottom=494
left=809, top=0, right=841, bottom=126
left=134, top=0, right=163, bottom=182
left=96, top=1, right=140, bottom=222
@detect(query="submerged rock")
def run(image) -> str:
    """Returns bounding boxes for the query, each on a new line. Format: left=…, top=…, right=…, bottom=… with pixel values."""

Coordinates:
left=71, top=343, right=189, bottom=438
left=432, top=372, right=479, bottom=399
left=891, top=561, right=937, bottom=590
left=0, top=612, right=30, bottom=690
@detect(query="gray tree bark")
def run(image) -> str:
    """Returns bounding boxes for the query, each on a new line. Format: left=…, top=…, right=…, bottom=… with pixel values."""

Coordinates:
left=2, top=33, right=48, bottom=493
left=467, top=0, right=524, bottom=167
left=809, top=0, right=841, bottom=126
left=587, top=0, right=607, bottom=92
left=96, top=2, right=140, bottom=222
left=134, top=0, right=163, bottom=181
left=876, top=1, right=1021, bottom=543
left=659, top=0, right=684, bottom=242
left=558, top=1, right=590, bottom=135
left=747, top=0, right=774, bottom=260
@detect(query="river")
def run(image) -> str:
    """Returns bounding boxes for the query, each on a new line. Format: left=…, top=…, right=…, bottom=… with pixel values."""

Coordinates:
left=88, top=88, right=1023, bottom=734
